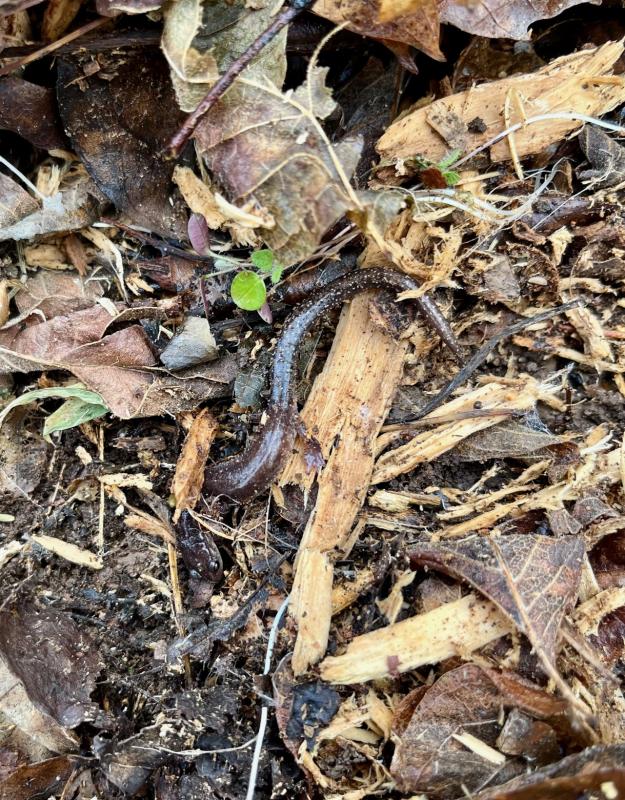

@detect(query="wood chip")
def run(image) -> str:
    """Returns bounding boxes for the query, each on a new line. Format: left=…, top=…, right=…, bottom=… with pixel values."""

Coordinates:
left=30, top=534, right=103, bottom=570
left=377, top=39, right=625, bottom=165
left=320, top=593, right=512, bottom=684
left=280, top=293, right=408, bottom=674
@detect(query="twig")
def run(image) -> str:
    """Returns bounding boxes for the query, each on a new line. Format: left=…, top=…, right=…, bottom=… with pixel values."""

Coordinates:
left=413, top=299, right=583, bottom=420
left=0, top=154, right=46, bottom=200
left=166, top=0, right=314, bottom=158
left=245, top=595, right=290, bottom=800
left=0, top=17, right=109, bottom=78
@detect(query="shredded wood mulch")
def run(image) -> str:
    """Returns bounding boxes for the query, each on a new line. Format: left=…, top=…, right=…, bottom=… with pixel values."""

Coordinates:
left=3, top=1, right=625, bottom=799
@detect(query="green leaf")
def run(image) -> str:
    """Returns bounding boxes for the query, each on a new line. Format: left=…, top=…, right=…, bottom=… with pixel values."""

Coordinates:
left=43, top=396, right=108, bottom=436
left=0, top=386, right=108, bottom=430
left=250, top=249, right=274, bottom=272
left=443, top=170, right=460, bottom=187
left=270, top=263, right=283, bottom=284
left=231, top=270, right=267, bottom=311
left=437, top=149, right=461, bottom=170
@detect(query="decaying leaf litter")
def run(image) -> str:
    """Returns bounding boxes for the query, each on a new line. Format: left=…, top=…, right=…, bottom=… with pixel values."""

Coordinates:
left=4, top=0, right=625, bottom=797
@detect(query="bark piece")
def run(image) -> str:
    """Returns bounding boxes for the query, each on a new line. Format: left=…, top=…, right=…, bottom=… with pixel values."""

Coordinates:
left=377, top=40, right=625, bottom=166
left=280, top=293, right=408, bottom=674
left=320, top=593, right=512, bottom=684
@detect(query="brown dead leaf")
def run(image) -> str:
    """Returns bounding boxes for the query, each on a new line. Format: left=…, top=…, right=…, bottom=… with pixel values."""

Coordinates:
left=391, top=664, right=557, bottom=797
left=578, top=125, right=625, bottom=189
left=57, top=50, right=186, bottom=239
left=0, top=176, right=101, bottom=241
left=409, top=534, right=584, bottom=688
left=0, top=756, right=72, bottom=800
left=172, top=407, right=218, bottom=522
left=0, top=304, right=236, bottom=418
left=377, top=40, right=625, bottom=166
left=162, top=0, right=286, bottom=112
left=0, top=413, right=48, bottom=496
left=0, top=173, right=38, bottom=228
left=0, top=601, right=101, bottom=752
left=314, top=0, right=443, bottom=61
left=195, top=66, right=362, bottom=266
left=0, top=77, right=66, bottom=149
left=440, top=0, right=599, bottom=40
left=473, top=744, right=625, bottom=800
left=12, top=270, right=103, bottom=320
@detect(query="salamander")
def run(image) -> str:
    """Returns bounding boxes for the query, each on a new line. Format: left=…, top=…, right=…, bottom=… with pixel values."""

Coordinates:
left=204, top=267, right=461, bottom=502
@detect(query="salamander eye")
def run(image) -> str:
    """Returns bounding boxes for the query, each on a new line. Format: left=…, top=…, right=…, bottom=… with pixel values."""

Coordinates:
left=208, top=559, right=220, bottom=574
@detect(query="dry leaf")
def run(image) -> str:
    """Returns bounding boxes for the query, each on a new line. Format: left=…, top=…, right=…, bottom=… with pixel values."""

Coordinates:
left=439, top=0, right=599, bottom=40
left=0, top=413, right=48, bottom=496
left=0, top=76, right=67, bottom=151
left=0, top=177, right=100, bottom=241
left=578, top=125, right=625, bottom=189
left=162, top=0, right=286, bottom=112
left=377, top=40, right=625, bottom=166
left=57, top=50, right=187, bottom=239
left=12, top=270, right=103, bottom=321
left=0, top=304, right=236, bottom=418
left=0, top=602, right=101, bottom=752
left=0, top=173, right=38, bottom=228
left=314, top=0, right=443, bottom=61
left=195, top=66, right=362, bottom=266
left=0, top=757, right=72, bottom=800
left=160, top=316, right=218, bottom=370
left=172, top=407, right=218, bottom=521
left=391, top=665, right=520, bottom=797
left=409, top=534, right=584, bottom=680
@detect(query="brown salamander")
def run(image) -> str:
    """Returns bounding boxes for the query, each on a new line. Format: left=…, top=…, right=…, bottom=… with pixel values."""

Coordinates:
left=177, top=510, right=223, bottom=607
left=204, top=267, right=461, bottom=502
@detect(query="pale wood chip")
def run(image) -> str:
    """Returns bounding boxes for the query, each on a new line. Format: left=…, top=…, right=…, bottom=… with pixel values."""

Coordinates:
left=30, top=534, right=103, bottom=569
left=574, top=587, right=625, bottom=637
left=373, top=377, right=545, bottom=486
left=281, top=294, right=408, bottom=674
left=377, top=39, right=625, bottom=164
left=320, top=593, right=512, bottom=684
left=172, top=407, right=218, bottom=522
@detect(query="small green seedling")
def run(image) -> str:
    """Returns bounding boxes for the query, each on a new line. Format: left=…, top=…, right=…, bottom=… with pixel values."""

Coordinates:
left=413, top=149, right=461, bottom=187
left=230, top=249, right=284, bottom=312
left=436, top=149, right=461, bottom=186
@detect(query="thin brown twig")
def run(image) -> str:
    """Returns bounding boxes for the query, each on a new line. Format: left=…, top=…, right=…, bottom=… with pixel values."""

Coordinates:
left=0, top=16, right=109, bottom=78
left=166, top=0, right=314, bottom=158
